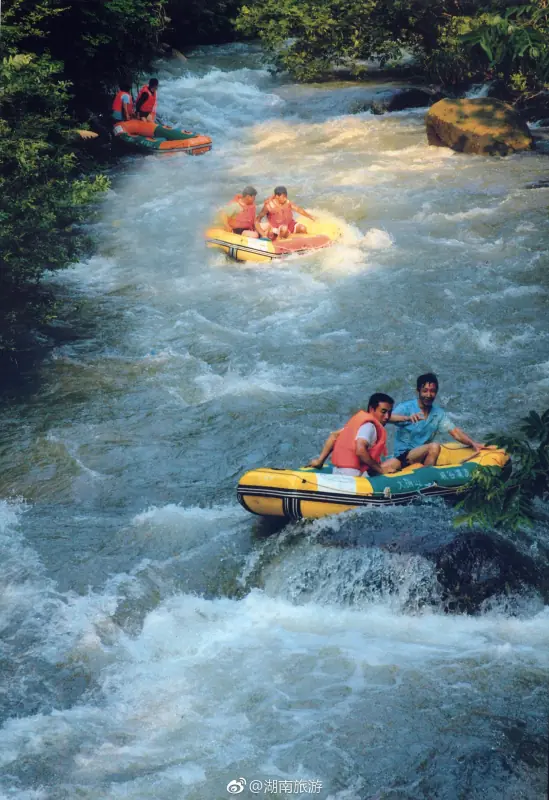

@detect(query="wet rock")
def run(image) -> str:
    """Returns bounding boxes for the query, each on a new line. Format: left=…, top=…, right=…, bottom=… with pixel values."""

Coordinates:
left=426, top=98, right=533, bottom=155
left=421, top=530, right=548, bottom=614
left=526, top=179, right=549, bottom=190
left=316, top=524, right=549, bottom=614
left=370, top=87, right=444, bottom=115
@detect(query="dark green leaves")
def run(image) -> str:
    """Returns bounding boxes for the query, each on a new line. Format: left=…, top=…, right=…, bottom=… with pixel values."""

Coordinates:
left=456, top=408, right=549, bottom=533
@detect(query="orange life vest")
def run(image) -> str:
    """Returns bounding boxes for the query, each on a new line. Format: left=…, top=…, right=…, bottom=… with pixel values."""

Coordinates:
left=136, top=84, right=158, bottom=120
left=112, top=90, right=134, bottom=118
left=265, top=196, right=294, bottom=228
left=228, top=195, right=256, bottom=231
left=332, top=411, right=388, bottom=473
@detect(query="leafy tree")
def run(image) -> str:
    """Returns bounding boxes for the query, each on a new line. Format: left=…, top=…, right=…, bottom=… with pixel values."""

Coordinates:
left=461, top=3, right=549, bottom=91
left=456, top=409, right=549, bottom=531
left=235, top=0, right=485, bottom=82
left=165, top=0, right=242, bottom=48
left=236, top=0, right=549, bottom=88
left=1, top=0, right=167, bottom=111
left=0, top=53, right=107, bottom=352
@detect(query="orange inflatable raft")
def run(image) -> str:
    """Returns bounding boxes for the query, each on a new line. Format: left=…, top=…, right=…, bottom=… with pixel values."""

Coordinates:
left=113, top=119, right=212, bottom=155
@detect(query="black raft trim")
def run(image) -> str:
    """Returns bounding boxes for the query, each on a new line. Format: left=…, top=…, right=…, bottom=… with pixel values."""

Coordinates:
left=205, top=238, right=277, bottom=260
left=237, top=483, right=460, bottom=510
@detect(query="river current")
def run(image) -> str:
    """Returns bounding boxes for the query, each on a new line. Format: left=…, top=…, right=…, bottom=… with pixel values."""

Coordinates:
left=1, top=44, right=548, bottom=799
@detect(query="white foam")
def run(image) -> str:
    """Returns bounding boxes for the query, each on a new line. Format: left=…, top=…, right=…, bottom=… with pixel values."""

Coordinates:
left=361, top=228, right=393, bottom=249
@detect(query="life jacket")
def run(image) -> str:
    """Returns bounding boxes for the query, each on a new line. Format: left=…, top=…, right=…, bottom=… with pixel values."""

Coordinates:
left=228, top=195, right=256, bottom=231
left=265, top=195, right=294, bottom=228
left=112, top=90, right=134, bottom=119
left=136, top=84, right=158, bottom=120
left=332, top=411, right=387, bottom=473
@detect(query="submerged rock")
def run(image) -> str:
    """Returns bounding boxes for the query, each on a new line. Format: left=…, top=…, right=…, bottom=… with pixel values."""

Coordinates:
left=425, top=98, right=533, bottom=155
left=422, top=529, right=547, bottom=614
left=370, top=86, right=444, bottom=115
left=316, top=523, right=548, bottom=614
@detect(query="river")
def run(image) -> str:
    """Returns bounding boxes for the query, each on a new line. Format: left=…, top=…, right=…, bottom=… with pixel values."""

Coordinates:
left=1, top=43, right=548, bottom=800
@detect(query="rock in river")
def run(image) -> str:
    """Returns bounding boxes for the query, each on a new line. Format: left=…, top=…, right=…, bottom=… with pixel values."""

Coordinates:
left=426, top=97, right=533, bottom=155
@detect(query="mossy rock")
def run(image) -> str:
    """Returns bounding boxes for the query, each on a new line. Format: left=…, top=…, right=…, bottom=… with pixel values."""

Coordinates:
left=426, top=97, right=533, bottom=156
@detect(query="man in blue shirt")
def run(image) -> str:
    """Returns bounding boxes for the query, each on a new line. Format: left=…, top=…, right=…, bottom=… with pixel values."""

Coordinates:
left=382, top=372, right=484, bottom=472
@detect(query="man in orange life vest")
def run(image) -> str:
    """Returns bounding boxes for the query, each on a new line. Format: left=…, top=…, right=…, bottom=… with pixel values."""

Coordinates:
left=111, top=82, right=135, bottom=122
left=256, top=186, right=316, bottom=239
left=218, top=186, right=263, bottom=238
left=307, top=394, right=423, bottom=476
left=136, top=78, right=159, bottom=122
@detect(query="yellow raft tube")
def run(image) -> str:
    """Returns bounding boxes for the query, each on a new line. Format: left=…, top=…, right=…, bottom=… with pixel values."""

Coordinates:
left=206, top=216, right=341, bottom=263
left=237, top=443, right=510, bottom=520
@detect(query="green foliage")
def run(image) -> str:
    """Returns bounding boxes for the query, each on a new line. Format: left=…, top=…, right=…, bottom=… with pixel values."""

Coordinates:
left=461, top=4, right=549, bottom=89
left=456, top=409, right=549, bottom=532
left=234, top=0, right=488, bottom=83
left=165, top=0, right=243, bottom=47
left=1, top=0, right=167, bottom=108
left=0, top=53, right=107, bottom=351
left=236, top=0, right=549, bottom=88
left=236, top=0, right=405, bottom=80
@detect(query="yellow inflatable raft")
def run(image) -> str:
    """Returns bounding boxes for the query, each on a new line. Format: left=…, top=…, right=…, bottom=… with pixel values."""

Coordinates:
left=206, top=216, right=341, bottom=263
left=237, top=443, right=510, bottom=520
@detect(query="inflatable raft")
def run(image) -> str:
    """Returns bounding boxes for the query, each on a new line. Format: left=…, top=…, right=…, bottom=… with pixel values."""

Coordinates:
left=237, top=443, right=510, bottom=520
left=113, top=120, right=212, bottom=154
left=206, top=216, right=341, bottom=263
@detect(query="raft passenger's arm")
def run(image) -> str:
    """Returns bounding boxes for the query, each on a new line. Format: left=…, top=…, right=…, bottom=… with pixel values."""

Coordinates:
left=218, top=210, right=233, bottom=233
left=254, top=203, right=269, bottom=236
left=122, top=96, right=133, bottom=120
left=291, top=202, right=316, bottom=221
left=306, top=429, right=342, bottom=468
left=356, top=439, right=384, bottom=476
left=449, top=426, right=485, bottom=454
left=389, top=412, right=424, bottom=424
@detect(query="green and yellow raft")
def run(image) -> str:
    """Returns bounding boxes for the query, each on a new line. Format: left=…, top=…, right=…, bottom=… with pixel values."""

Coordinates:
left=237, top=443, right=510, bottom=520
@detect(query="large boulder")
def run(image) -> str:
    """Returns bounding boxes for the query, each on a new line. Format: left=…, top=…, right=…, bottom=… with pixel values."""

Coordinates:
left=426, top=97, right=533, bottom=155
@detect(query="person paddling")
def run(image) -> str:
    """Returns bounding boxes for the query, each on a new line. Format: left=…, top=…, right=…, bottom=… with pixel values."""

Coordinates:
left=257, top=186, right=315, bottom=240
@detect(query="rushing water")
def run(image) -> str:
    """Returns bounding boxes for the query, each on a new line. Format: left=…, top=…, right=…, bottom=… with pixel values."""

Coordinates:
left=1, top=43, right=549, bottom=800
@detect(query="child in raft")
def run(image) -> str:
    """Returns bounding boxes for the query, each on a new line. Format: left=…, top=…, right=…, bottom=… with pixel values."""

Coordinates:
left=256, top=186, right=316, bottom=240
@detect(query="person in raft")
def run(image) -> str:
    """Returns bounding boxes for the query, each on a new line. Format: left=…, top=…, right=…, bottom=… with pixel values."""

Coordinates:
left=306, top=393, right=417, bottom=476
left=135, top=78, right=159, bottom=122
left=256, top=186, right=316, bottom=240
left=381, top=372, right=485, bottom=472
left=218, top=186, right=263, bottom=238
left=111, top=82, right=135, bottom=122
left=308, top=373, right=485, bottom=475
